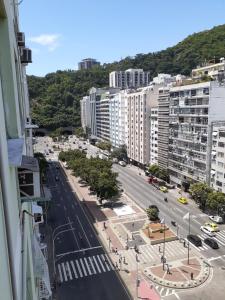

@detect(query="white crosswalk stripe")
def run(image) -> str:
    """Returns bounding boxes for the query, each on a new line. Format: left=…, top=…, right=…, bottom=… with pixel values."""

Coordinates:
left=57, top=254, right=114, bottom=283
left=155, top=285, right=177, bottom=298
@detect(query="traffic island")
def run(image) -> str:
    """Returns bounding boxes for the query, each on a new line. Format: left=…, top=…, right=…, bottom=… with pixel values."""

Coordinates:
left=142, top=222, right=178, bottom=245
left=144, top=257, right=211, bottom=289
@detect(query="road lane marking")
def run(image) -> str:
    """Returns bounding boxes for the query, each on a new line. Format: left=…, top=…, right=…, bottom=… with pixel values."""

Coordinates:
left=84, top=257, right=92, bottom=275
left=88, top=257, right=97, bottom=274
left=97, top=255, right=106, bottom=272
left=193, top=219, right=201, bottom=225
left=66, top=262, right=73, bottom=280
left=79, top=258, right=87, bottom=276
left=67, top=217, right=80, bottom=249
left=76, top=215, right=92, bottom=248
left=57, top=264, right=63, bottom=282
left=92, top=256, right=101, bottom=273
left=75, top=260, right=83, bottom=277
left=56, top=246, right=102, bottom=257
left=70, top=261, right=78, bottom=278
left=61, top=263, right=68, bottom=281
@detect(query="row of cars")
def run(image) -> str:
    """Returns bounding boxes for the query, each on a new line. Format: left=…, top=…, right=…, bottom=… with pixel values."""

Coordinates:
left=188, top=218, right=223, bottom=249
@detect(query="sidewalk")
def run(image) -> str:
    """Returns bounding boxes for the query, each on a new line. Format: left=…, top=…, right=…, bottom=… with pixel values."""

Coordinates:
left=62, top=164, right=211, bottom=299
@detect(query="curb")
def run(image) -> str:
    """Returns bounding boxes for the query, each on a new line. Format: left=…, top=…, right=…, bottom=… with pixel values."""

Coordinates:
left=144, top=261, right=211, bottom=289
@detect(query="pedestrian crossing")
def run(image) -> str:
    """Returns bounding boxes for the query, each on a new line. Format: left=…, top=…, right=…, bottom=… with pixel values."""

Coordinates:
left=123, top=241, right=188, bottom=270
left=195, top=230, right=225, bottom=251
left=155, top=285, right=178, bottom=298
left=57, top=254, right=114, bottom=283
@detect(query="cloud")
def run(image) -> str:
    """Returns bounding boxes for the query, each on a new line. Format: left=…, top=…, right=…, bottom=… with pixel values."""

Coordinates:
left=29, top=34, right=61, bottom=51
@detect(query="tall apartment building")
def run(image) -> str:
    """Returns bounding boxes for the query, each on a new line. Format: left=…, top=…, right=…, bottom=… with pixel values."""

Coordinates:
left=0, top=1, right=51, bottom=299
left=109, top=91, right=127, bottom=148
left=78, top=58, right=100, bottom=70
left=127, top=86, right=158, bottom=166
left=168, top=81, right=225, bottom=186
left=109, top=69, right=150, bottom=89
left=157, top=87, right=170, bottom=169
left=149, top=107, right=158, bottom=165
left=89, top=87, right=120, bottom=141
left=80, top=96, right=91, bottom=131
left=210, top=122, right=225, bottom=193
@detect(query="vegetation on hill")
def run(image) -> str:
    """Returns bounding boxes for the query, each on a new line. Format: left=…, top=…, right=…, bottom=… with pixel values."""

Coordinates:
left=28, top=24, right=225, bottom=130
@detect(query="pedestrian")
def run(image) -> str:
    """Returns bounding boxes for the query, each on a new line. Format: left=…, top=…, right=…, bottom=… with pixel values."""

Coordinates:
left=115, top=247, right=118, bottom=254
left=161, top=255, right=164, bottom=263
left=183, top=240, right=186, bottom=247
left=136, top=254, right=138, bottom=262
left=159, top=245, right=161, bottom=253
left=115, top=262, right=118, bottom=269
left=167, top=267, right=170, bottom=274
left=191, top=272, right=194, bottom=280
left=123, top=257, right=126, bottom=264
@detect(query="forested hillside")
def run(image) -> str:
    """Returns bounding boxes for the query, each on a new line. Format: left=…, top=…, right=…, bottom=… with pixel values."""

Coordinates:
left=28, top=24, right=225, bottom=130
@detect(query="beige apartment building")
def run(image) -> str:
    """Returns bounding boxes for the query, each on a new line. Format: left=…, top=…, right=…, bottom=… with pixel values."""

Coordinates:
left=127, top=86, right=158, bottom=166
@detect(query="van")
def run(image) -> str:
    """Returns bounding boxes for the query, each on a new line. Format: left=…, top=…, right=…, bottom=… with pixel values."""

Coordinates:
left=187, top=234, right=202, bottom=247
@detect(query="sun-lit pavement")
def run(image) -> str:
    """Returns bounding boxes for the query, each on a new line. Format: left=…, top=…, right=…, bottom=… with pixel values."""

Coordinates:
left=62, top=163, right=211, bottom=299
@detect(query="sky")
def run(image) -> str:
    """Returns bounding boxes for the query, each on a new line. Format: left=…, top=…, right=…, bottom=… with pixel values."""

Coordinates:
left=19, top=0, right=225, bottom=76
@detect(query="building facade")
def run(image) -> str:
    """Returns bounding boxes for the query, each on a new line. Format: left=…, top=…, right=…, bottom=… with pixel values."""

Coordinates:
left=126, top=86, right=158, bottom=166
left=109, top=91, right=128, bottom=148
left=168, top=81, right=225, bottom=186
left=109, top=69, right=150, bottom=89
left=78, top=58, right=100, bottom=70
left=157, top=87, right=170, bottom=170
left=80, top=96, right=91, bottom=131
left=192, top=57, right=225, bottom=81
left=149, top=107, right=158, bottom=165
left=0, top=1, right=51, bottom=299
left=210, top=123, right=225, bottom=193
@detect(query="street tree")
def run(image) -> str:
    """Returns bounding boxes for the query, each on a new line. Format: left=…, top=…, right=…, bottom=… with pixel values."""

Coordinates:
left=206, top=191, right=225, bottom=211
left=189, top=182, right=212, bottom=210
left=146, top=207, right=159, bottom=221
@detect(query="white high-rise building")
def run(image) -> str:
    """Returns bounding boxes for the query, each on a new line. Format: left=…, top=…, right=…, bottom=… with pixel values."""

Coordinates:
left=126, top=85, right=159, bottom=166
left=80, top=96, right=91, bottom=130
left=168, top=81, right=225, bottom=186
left=109, top=69, right=150, bottom=89
left=109, top=91, right=128, bottom=148
left=0, top=1, right=51, bottom=299
left=149, top=107, right=158, bottom=165
left=210, top=122, right=225, bottom=193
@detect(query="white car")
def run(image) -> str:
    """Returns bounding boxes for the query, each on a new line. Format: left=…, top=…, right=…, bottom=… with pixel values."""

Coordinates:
left=209, top=215, right=223, bottom=224
left=200, top=226, right=215, bottom=237
left=119, top=161, right=126, bottom=167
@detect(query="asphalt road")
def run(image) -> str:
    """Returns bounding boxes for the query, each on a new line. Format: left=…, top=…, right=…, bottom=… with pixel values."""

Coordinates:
left=113, top=164, right=225, bottom=266
left=47, top=162, right=131, bottom=300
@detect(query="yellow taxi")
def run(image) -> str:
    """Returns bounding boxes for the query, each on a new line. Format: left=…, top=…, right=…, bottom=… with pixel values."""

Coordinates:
left=177, top=197, right=188, bottom=204
left=204, top=222, right=219, bottom=232
left=160, top=186, right=168, bottom=193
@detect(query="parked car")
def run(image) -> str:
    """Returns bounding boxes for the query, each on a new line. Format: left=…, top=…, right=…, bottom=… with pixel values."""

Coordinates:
left=204, top=238, right=219, bottom=249
left=204, top=222, right=219, bottom=232
left=209, top=215, right=223, bottom=224
left=187, top=234, right=202, bottom=247
left=177, top=197, right=188, bottom=204
left=119, top=161, right=126, bottom=167
left=200, top=226, right=216, bottom=237
left=160, top=186, right=168, bottom=193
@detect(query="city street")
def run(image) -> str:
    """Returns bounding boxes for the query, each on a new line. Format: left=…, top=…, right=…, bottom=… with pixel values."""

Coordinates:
left=46, top=162, right=131, bottom=300
left=113, top=164, right=225, bottom=267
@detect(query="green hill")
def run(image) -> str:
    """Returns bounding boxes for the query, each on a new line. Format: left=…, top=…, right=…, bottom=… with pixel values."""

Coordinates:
left=28, top=24, right=225, bottom=130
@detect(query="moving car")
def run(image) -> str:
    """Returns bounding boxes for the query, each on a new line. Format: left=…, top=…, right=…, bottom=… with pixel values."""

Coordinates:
left=187, top=234, right=202, bottom=247
left=177, top=197, right=188, bottom=204
left=209, top=215, right=223, bottom=224
left=160, top=186, right=168, bottom=193
left=204, top=222, right=219, bottom=232
left=200, top=226, right=215, bottom=237
left=119, top=161, right=126, bottom=167
left=204, top=238, right=219, bottom=249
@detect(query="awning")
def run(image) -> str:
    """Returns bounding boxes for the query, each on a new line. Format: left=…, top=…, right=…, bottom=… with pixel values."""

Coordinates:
left=20, top=155, right=39, bottom=172
left=21, top=197, right=51, bottom=203
left=7, top=138, right=24, bottom=166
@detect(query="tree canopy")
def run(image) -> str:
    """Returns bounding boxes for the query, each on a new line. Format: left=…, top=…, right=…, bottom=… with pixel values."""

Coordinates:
left=28, top=24, right=225, bottom=131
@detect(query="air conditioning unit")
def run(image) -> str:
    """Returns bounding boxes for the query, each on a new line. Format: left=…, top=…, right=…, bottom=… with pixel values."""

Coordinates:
left=21, top=48, right=32, bottom=64
left=17, top=32, right=25, bottom=47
